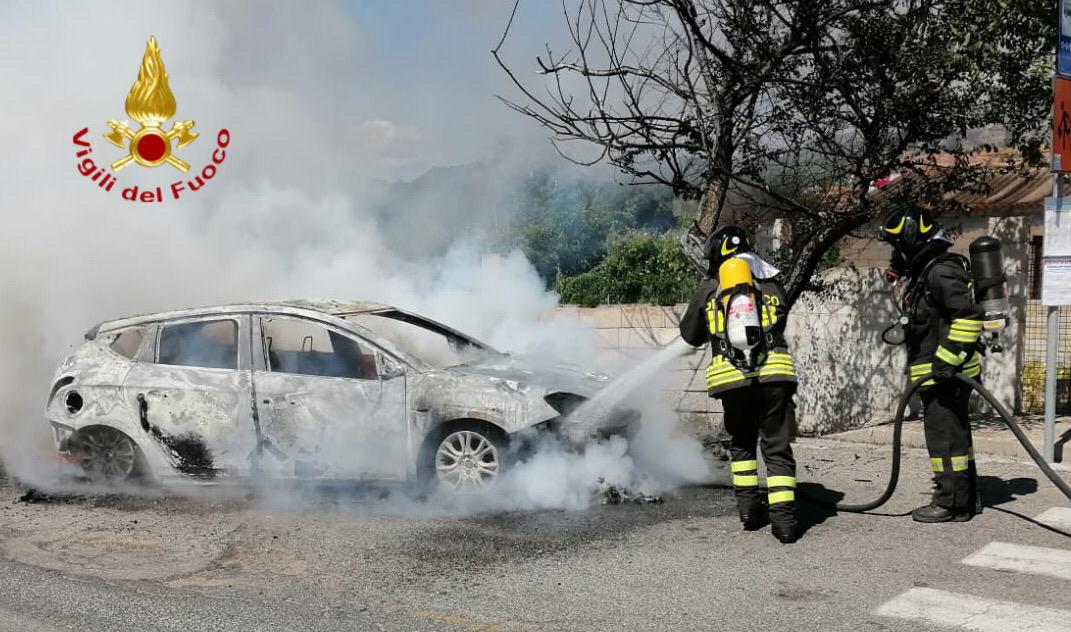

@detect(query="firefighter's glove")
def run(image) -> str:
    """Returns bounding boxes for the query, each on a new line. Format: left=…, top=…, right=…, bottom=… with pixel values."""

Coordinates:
left=932, top=358, right=957, bottom=383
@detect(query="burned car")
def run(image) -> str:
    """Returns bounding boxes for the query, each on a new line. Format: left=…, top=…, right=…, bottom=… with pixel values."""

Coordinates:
left=45, top=300, right=612, bottom=492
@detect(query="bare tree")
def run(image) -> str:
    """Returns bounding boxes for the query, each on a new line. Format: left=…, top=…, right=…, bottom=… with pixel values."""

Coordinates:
left=494, top=0, right=1053, bottom=304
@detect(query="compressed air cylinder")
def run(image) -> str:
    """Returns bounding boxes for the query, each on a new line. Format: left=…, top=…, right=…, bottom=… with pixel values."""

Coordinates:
left=719, top=258, right=753, bottom=297
left=969, top=236, right=1008, bottom=332
left=719, top=258, right=761, bottom=351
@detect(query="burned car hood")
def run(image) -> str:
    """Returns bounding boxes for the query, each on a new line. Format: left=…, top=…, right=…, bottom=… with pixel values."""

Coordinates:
left=441, top=358, right=610, bottom=397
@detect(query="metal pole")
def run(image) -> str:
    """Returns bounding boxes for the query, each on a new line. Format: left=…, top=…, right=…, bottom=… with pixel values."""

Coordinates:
left=1045, top=305, right=1059, bottom=463
left=1045, top=173, right=1064, bottom=463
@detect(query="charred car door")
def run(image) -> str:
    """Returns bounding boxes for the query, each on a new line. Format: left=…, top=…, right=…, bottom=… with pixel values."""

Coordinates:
left=252, top=315, right=407, bottom=481
left=122, top=315, right=257, bottom=478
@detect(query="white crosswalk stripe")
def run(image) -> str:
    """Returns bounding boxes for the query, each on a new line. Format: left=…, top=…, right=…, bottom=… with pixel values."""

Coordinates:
left=876, top=587, right=1071, bottom=632
left=962, top=541, right=1071, bottom=581
left=1034, top=506, right=1071, bottom=531
left=876, top=506, right=1071, bottom=630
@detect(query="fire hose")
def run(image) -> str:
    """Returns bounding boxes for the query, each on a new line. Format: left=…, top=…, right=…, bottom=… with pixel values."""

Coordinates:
left=803, top=373, right=1071, bottom=513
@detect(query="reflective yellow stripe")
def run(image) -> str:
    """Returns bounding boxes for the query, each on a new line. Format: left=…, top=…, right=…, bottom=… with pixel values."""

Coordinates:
left=733, top=475, right=760, bottom=487
left=935, top=346, right=966, bottom=366
left=706, top=367, right=741, bottom=378
left=758, top=369, right=796, bottom=379
left=952, top=319, right=983, bottom=330
left=948, top=332, right=980, bottom=344
left=761, top=353, right=795, bottom=377
left=707, top=374, right=749, bottom=388
left=768, top=490, right=795, bottom=504
left=731, top=460, right=758, bottom=472
left=950, top=455, right=969, bottom=472
left=706, top=299, right=728, bottom=334
left=767, top=476, right=796, bottom=488
left=931, top=457, right=944, bottom=473
left=964, top=365, right=981, bottom=378
left=707, top=359, right=751, bottom=388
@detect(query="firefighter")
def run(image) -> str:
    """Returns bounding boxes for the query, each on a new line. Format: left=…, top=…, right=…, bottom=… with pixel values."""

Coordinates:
left=679, top=226, right=799, bottom=543
left=877, top=207, right=983, bottom=523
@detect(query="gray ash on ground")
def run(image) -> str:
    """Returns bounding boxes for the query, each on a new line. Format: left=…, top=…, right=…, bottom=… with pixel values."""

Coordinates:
left=596, top=478, right=664, bottom=505
left=16, top=488, right=54, bottom=504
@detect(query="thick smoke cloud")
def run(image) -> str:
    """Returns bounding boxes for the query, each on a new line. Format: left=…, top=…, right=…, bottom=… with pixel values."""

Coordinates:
left=0, top=1, right=708, bottom=506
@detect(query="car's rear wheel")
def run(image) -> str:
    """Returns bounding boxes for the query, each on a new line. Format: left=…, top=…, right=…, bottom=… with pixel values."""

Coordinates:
left=425, top=422, right=507, bottom=494
left=71, top=426, right=141, bottom=484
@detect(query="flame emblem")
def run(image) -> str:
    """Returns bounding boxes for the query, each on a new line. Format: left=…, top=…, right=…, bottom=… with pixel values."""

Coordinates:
left=104, top=36, right=198, bottom=172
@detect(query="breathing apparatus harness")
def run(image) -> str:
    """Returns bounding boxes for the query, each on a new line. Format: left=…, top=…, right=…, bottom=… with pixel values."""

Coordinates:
left=882, top=239, right=1008, bottom=354
left=714, top=257, right=775, bottom=372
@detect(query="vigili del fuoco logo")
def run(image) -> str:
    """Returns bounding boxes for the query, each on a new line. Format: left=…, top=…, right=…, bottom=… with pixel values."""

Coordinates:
left=72, top=36, right=230, bottom=203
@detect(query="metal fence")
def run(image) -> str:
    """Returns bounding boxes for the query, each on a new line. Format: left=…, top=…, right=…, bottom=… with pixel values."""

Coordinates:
left=1021, top=236, right=1071, bottom=412
left=1020, top=302, right=1071, bottom=412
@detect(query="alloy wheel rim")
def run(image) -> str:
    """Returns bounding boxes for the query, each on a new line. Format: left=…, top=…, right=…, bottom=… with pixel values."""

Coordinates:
left=435, top=430, right=499, bottom=492
left=79, top=428, right=136, bottom=481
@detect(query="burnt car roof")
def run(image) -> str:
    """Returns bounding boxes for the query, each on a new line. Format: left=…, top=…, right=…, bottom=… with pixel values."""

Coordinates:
left=95, top=299, right=393, bottom=334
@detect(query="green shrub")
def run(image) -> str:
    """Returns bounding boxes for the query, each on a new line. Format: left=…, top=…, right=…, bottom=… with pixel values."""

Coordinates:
left=555, top=231, right=698, bottom=306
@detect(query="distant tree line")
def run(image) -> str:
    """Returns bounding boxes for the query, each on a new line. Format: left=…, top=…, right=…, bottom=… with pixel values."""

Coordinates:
left=502, top=167, right=698, bottom=306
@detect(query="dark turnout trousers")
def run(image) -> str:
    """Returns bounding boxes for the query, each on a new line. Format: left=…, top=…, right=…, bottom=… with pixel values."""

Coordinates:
left=721, top=383, right=797, bottom=524
left=921, top=382, right=979, bottom=512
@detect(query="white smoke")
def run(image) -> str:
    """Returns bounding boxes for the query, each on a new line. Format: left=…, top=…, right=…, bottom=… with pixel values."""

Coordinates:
left=0, top=0, right=710, bottom=509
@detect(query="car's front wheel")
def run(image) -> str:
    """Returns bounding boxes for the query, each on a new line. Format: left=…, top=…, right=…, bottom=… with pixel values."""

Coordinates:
left=424, top=422, right=507, bottom=494
left=70, top=426, right=142, bottom=484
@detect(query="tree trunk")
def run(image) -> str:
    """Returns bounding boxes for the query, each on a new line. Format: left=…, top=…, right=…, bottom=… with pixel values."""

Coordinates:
left=696, top=173, right=735, bottom=236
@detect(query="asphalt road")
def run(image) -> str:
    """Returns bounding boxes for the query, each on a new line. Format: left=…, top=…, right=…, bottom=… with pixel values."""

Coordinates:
left=0, top=440, right=1068, bottom=632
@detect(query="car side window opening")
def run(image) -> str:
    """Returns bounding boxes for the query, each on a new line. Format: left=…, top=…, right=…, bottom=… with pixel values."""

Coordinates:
left=261, top=317, right=378, bottom=380
left=344, top=313, right=478, bottom=368
left=108, top=327, right=145, bottom=359
left=157, top=320, right=239, bottom=370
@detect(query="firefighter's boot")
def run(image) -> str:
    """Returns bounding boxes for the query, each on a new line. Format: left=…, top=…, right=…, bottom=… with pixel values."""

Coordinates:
left=771, top=521, right=799, bottom=544
left=738, top=496, right=768, bottom=531
left=911, top=503, right=973, bottom=523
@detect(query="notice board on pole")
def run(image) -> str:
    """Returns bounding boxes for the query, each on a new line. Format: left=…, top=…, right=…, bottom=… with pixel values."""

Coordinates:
left=1044, top=197, right=1071, bottom=305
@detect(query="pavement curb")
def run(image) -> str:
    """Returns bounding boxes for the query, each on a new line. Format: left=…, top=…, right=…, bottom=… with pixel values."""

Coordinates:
left=816, top=421, right=1071, bottom=471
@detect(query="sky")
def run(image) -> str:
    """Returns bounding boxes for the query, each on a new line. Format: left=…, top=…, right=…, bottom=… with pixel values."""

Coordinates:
left=2, top=0, right=566, bottom=181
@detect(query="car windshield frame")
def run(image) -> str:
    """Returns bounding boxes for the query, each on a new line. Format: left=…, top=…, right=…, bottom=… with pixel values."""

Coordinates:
left=340, top=308, right=506, bottom=368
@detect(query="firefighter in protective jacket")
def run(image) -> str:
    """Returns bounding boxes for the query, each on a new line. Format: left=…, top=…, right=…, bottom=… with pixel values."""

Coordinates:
left=679, top=226, right=800, bottom=543
left=878, top=207, right=983, bottom=523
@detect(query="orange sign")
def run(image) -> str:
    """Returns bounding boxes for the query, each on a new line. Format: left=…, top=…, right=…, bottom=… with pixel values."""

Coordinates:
left=1055, top=76, right=1071, bottom=172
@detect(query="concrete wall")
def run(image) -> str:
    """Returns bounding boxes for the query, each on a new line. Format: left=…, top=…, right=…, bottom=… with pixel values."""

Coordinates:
left=551, top=214, right=1032, bottom=435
